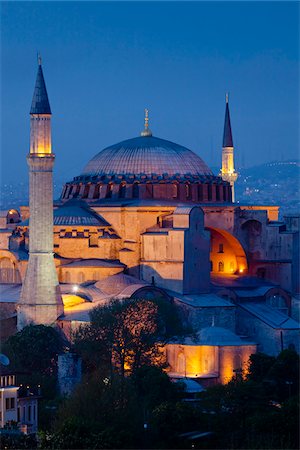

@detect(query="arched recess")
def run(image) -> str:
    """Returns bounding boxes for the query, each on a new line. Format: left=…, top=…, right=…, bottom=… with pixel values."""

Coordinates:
left=131, top=285, right=172, bottom=302
left=208, top=227, right=248, bottom=275
left=241, top=220, right=263, bottom=258
left=0, top=255, right=21, bottom=283
left=7, top=209, right=21, bottom=224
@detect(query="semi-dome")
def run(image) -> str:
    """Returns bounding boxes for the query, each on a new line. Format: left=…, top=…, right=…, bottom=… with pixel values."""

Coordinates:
left=81, top=135, right=212, bottom=178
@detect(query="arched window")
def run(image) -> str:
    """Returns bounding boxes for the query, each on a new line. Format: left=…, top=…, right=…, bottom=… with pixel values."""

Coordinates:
left=185, top=182, right=191, bottom=200
left=78, top=272, right=85, bottom=283
left=75, top=184, right=81, bottom=196
left=223, top=185, right=227, bottom=201
left=0, top=258, right=21, bottom=283
left=198, top=184, right=203, bottom=201
left=92, top=271, right=99, bottom=281
left=133, top=182, right=139, bottom=198
left=119, top=182, right=126, bottom=198
left=93, top=183, right=101, bottom=199
left=210, top=260, right=213, bottom=272
left=82, top=184, right=90, bottom=199
left=216, top=185, right=220, bottom=201
left=65, top=271, right=71, bottom=283
left=207, top=184, right=212, bottom=201
left=106, top=183, right=113, bottom=198
left=61, top=185, right=68, bottom=199
left=172, top=183, right=178, bottom=199
left=218, top=261, right=224, bottom=272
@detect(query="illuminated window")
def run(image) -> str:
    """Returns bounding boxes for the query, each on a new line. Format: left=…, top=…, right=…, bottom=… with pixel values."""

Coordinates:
left=185, top=183, right=191, bottom=200
left=172, top=183, right=178, bottom=198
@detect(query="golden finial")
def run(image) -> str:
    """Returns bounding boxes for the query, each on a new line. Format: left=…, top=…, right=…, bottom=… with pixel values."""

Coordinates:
left=141, top=108, right=152, bottom=137
left=37, top=52, right=42, bottom=66
left=226, top=92, right=229, bottom=104
left=144, top=108, right=149, bottom=129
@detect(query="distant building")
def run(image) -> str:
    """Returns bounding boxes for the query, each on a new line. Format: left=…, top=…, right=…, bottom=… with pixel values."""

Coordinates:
left=0, top=60, right=299, bottom=383
left=0, top=367, right=39, bottom=434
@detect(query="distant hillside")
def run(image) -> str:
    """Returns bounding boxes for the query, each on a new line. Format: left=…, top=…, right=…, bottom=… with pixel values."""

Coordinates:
left=237, top=161, right=299, bottom=216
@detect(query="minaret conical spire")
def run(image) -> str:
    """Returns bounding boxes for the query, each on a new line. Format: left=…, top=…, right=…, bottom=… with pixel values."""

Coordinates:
left=30, top=57, right=51, bottom=115
left=220, top=93, right=238, bottom=202
left=222, top=93, right=233, bottom=148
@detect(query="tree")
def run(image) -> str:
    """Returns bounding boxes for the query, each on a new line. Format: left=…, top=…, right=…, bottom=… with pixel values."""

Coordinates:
left=2, top=324, right=65, bottom=376
left=247, top=352, right=276, bottom=382
left=2, top=324, right=65, bottom=400
left=39, top=367, right=185, bottom=449
left=74, top=297, right=174, bottom=377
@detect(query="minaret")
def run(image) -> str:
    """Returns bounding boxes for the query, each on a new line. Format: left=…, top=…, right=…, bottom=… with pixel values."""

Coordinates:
left=17, top=57, right=63, bottom=329
left=220, top=94, right=238, bottom=202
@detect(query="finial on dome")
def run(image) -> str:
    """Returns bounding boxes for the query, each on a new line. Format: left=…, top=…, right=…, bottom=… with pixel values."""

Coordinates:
left=37, top=52, right=42, bottom=66
left=140, top=108, right=152, bottom=137
left=225, top=92, right=229, bottom=104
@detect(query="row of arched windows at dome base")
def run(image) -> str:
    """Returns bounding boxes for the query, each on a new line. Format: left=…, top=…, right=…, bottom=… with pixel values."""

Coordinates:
left=61, top=181, right=232, bottom=202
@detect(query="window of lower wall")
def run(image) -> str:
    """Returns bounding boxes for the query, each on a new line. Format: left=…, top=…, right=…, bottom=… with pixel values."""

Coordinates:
left=5, top=397, right=15, bottom=410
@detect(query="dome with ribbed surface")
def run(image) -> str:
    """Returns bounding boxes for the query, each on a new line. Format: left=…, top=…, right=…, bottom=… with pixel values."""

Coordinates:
left=81, top=135, right=212, bottom=178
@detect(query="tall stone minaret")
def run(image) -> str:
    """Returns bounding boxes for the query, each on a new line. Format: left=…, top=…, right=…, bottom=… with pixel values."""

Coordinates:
left=17, top=57, right=63, bottom=330
left=220, top=94, right=238, bottom=202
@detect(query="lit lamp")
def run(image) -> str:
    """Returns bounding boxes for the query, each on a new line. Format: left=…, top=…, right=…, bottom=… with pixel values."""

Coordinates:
left=72, top=285, right=79, bottom=293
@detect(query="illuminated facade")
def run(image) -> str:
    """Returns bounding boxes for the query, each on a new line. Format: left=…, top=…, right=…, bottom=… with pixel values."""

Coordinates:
left=0, top=62, right=299, bottom=382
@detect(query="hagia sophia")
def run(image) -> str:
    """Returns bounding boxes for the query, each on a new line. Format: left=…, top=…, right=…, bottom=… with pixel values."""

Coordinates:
left=0, top=61, right=299, bottom=386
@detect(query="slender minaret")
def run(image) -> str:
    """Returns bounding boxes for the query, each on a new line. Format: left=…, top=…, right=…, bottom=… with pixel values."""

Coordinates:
left=17, top=57, right=63, bottom=329
left=220, top=94, right=238, bottom=202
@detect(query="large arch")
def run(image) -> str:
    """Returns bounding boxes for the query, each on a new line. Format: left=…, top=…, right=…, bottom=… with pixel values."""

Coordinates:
left=207, top=227, right=248, bottom=275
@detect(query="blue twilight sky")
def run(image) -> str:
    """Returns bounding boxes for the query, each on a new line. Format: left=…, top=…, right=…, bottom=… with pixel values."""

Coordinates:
left=1, top=1, right=299, bottom=184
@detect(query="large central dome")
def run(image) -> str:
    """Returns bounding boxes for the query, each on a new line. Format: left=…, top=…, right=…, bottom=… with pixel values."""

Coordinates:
left=81, top=135, right=212, bottom=178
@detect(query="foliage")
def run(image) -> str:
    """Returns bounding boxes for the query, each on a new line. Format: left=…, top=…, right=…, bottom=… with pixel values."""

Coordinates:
left=2, top=324, right=65, bottom=376
left=39, top=366, right=185, bottom=449
left=0, top=431, right=36, bottom=449
left=199, top=350, right=300, bottom=449
left=2, top=324, right=65, bottom=426
left=73, top=297, right=179, bottom=376
left=246, top=352, right=276, bottom=382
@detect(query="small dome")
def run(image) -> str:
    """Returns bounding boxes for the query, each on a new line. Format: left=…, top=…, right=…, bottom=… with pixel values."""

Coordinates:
left=81, top=135, right=212, bottom=178
left=197, top=327, right=244, bottom=346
